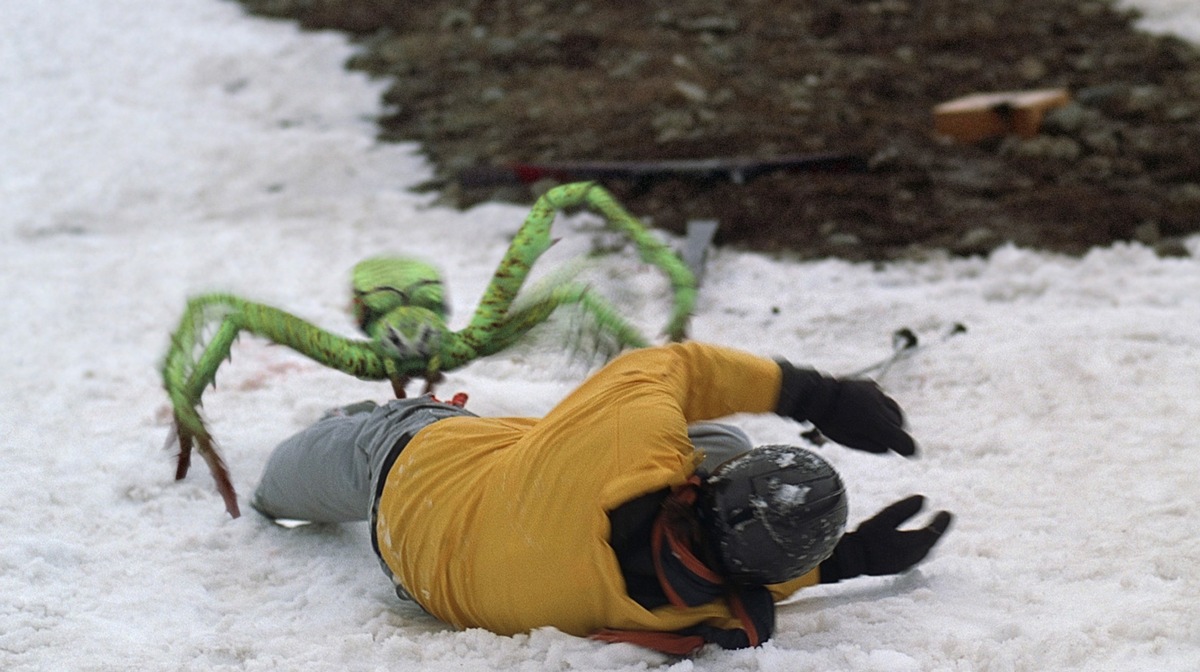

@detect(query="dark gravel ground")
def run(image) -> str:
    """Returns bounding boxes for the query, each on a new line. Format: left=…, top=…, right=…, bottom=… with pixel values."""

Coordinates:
left=237, top=0, right=1200, bottom=261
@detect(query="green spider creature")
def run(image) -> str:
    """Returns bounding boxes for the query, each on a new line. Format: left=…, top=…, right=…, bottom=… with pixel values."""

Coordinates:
left=162, top=181, right=697, bottom=517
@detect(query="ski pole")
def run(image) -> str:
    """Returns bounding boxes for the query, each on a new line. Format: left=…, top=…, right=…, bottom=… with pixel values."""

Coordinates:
left=801, top=323, right=967, bottom=447
left=847, top=322, right=967, bottom=380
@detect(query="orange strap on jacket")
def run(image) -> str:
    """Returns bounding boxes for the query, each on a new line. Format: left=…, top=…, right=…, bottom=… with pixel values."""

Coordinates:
left=591, top=477, right=771, bottom=653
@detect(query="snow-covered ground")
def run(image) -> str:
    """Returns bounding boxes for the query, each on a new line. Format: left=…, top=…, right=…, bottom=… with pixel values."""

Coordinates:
left=2, top=1, right=1197, bottom=669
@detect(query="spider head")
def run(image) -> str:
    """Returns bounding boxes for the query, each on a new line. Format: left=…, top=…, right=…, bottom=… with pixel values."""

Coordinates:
left=370, top=308, right=446, bottom=361
left=351, top=257, right=448, bottom=332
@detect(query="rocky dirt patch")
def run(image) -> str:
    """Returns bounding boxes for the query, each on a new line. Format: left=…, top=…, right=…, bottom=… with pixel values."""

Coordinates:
left=238, top=0, right=1200, bottom=261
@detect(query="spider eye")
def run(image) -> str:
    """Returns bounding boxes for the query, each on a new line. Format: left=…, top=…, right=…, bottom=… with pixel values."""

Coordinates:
left=418, top=324, right=441, bottom=353
left=383, top=322, right=440, bottom=358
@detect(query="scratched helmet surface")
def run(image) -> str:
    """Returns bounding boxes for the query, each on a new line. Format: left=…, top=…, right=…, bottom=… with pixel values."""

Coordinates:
left=698, top=444, right=848, bottom=585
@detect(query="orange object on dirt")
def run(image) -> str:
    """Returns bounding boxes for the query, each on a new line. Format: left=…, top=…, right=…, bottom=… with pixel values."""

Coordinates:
left=933, top=89, right=1071, bottom=143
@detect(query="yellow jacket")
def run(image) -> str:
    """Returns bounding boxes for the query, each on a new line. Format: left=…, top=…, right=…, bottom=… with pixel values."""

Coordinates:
left=375, top=342, right=819, bottom=639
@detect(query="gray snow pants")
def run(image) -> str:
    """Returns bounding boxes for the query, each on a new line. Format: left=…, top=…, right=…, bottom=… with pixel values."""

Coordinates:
left=250, top=396, right=473, bottom=524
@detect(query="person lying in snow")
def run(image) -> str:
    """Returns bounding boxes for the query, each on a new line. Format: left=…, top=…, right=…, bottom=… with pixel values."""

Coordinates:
left=251, top=341, right=953, bottom=655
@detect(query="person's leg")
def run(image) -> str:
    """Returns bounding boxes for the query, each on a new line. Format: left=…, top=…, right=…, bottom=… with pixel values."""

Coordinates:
left=251, top=397, right=476, bottom=524
left=689, top=422, right=754, bottom=472
left=250, top=402, right=381, bottom=523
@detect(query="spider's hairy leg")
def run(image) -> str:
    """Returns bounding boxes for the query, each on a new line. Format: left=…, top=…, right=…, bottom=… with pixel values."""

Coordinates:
left=458, top=182, right=696, bottom=361
left=161, top=297, right=244, bottom=516
left=440, top=281, right=650, bottom=369
left=460, top=187, right=565, bottom=339
left=161, top=294, right=401, bottom=517
left=563, top=183, right=697, bottom=341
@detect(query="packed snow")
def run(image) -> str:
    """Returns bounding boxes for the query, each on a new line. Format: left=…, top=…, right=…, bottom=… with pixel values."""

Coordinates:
left=2, top=1, right=1198, bottom=670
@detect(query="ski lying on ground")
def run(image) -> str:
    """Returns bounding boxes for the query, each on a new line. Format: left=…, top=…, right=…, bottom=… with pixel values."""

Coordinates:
left=457, top=153, right=869, bottom=188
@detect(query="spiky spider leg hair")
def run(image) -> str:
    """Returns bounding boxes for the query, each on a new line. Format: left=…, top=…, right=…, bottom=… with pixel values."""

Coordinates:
left=480, top=281, right=652, bottom=359
left=560, top=183, right=697, bottom=341
left=434, top=182, right=697, bottom=369
left=161, top=294, right=417, bottom=517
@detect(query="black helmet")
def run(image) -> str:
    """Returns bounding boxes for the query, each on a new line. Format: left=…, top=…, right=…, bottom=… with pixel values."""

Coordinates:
left=698, top=445, right=848, bottom=585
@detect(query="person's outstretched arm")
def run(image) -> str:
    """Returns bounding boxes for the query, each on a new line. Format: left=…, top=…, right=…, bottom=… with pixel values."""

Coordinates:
left=775, top=360, right=917, bottom=456
left=819, top=495, right=953, bottom=583
left=578, top=341, right=917, bottom=457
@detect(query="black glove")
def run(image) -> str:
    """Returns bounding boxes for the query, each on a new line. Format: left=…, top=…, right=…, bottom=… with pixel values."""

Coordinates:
left=775, top=361, right=917, bottom=456
left=819, top=495, right=953, bottom=583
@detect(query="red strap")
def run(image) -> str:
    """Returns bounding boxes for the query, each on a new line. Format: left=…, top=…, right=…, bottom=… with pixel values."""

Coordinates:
left=430, top=392, right=469, bottom=407
left=651, top=510, right=724, bottom=608
left=652, top=476, right=723, bottom=607
left=725, top=591, right=762, bottom=647
left=595, top=475, right=770, bottom=654
left=591, top=629, right=706, bottom=656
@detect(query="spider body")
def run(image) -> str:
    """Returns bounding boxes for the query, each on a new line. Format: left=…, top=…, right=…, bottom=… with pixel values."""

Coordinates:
left=162, top=182, right=696, bottom=516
